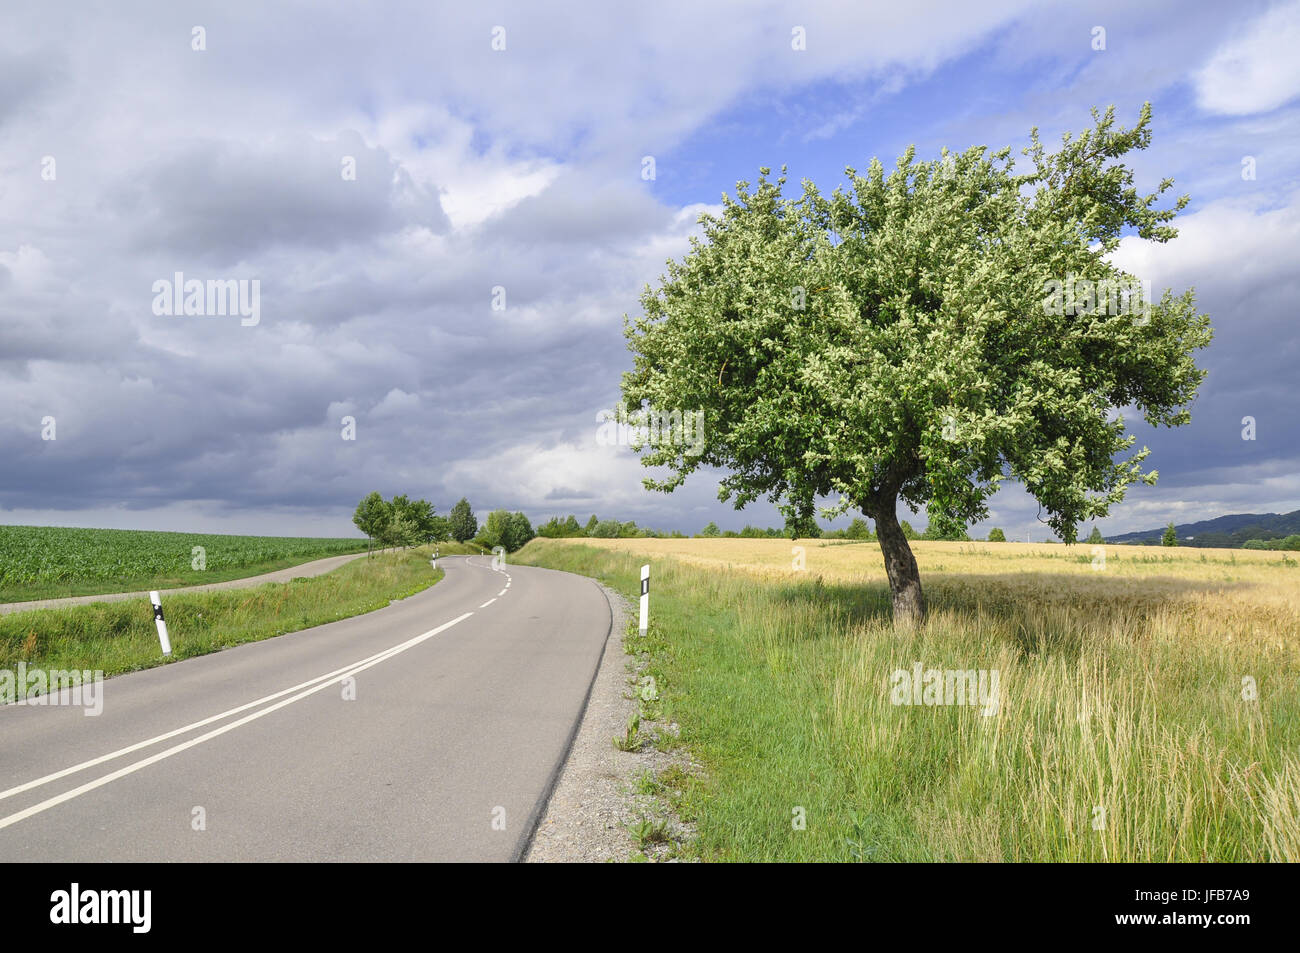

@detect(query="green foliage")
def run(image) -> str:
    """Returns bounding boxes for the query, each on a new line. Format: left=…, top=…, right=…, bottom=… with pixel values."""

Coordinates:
left=354, top=493, right=445, bottom=549
left=449, top=498, right=477, bottom=542
left=385, top=494, right=444, bottom=547
left=584, top=514, right=599, bottom=536
left=987, top=527, right=1007, bottom=542
left=353, top=492, right=391, bottom=551
left=426, top=514, right=451, bottom=543
left=621, top=104, right=1211, bottom=613
left=1162, top=522, right=1178, bottom=547
left=900, top=520, right=919, bottom=541
left=1087, top=526, right=1105, bottom=544
left=845, top=517, right=874, bottom=540
left=613, top=711, right=643, bottom=752
left=1243, top=535, right=1300, bottom=552
left=783, top=512, right=822, bottom=539
left=699, top=521, right=721, bottom=538
left=476, top=509, right=510, bottom=550
left=922, top=520, right=971, bottom=541
left=591, top=519, right=621, bottom=538
left=503, top=512, right=534, bottom=552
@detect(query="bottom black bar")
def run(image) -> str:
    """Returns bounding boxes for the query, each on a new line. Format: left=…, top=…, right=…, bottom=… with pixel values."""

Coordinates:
left=9, top=862, right=1284, bottom=940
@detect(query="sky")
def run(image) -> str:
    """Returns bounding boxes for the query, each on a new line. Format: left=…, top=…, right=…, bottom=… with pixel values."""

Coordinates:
left=1, top=0, right=1297, bottom=540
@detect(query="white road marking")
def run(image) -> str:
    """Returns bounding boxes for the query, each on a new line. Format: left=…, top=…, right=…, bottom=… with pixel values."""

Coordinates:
left=1, top=648, right=424, bottom=802
left=496, top=588, right=507, bottom=597
left=0, top=612, right=474, bottom=830
left=479, top=598, right=496, bottom=608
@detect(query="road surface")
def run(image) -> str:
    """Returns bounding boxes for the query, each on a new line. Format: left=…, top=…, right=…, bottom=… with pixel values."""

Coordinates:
left=0, top=555, right=611, bottom=861
left=0, top=549, right=392, bottom=616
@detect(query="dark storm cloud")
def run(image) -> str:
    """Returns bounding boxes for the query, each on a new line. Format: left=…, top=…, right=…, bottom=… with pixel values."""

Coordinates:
left=115, top=133, right=447, bottom=264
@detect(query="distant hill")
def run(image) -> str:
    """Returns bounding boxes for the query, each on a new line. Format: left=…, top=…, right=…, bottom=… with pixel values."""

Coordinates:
left=1107, top=509, right=1300, bottom=547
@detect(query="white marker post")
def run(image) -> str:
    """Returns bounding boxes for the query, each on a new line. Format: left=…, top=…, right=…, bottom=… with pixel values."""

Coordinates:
left=149, top=591, right=172, bottom=656
left=148, top=587, right=172, bottom=655
left=639, top=564, right=650, bottom=637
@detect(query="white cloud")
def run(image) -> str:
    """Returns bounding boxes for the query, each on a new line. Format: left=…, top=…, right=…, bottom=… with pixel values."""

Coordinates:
left=1194, top=0, right=1300, bottom=115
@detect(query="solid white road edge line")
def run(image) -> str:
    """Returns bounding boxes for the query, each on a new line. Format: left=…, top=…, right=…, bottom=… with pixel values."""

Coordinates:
left=0, top=612, right=474, bottom=817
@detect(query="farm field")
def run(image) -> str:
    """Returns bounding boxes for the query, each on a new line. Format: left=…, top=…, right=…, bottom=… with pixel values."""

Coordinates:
left=0, top=525, right=370, bottom=603
left=513, top=537, right=1300, bottom=861
left=0, top=546, right=443, bottom=695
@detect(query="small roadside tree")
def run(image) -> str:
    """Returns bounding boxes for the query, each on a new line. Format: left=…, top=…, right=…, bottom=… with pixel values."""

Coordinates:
left=622, top=105, right=1211, bottom=626
left=1162, top=522, right=1178, bottom=547
left=449, top=497, right=477, bottom=542
left=352, top=492, right=391, bottom=557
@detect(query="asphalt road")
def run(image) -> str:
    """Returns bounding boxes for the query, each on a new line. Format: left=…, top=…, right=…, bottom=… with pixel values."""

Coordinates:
left=0, top=555, right=611, bottom=861
left=0, top=549, right=387, bottom=616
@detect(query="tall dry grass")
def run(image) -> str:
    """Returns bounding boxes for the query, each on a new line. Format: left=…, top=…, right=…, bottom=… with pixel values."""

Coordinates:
left=517, top=538, right=1300, bottom=861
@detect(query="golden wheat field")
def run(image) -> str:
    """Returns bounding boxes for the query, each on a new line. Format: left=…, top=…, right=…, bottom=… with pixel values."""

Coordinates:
left=576, top=537, right=1300, bottom=649
left=529, top=537, right=1300, bottom=860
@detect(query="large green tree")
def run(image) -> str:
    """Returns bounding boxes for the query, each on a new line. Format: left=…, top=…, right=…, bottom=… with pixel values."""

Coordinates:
left=622, top=105, right=1211, bottom=626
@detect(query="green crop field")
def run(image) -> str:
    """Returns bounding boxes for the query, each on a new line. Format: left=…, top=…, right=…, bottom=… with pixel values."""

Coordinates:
left=0, top=525, right=369, bottom=603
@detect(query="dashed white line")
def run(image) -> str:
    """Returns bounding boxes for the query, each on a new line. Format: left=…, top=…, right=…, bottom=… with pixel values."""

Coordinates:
left=478, top=598, right=496, bottom=608
left=496, top=588, right=507, bottom=597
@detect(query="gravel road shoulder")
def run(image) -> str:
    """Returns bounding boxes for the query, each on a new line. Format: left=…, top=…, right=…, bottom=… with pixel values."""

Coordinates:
left=525, top=581, right=701, bottom=863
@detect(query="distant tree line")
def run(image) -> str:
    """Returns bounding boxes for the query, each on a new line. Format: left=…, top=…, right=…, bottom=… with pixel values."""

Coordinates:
left=351, top=494, right=542, bottom=555
left=1243, top=535, right=1300, bottom=551
left=536, top=514, right=686, bottom=540
left=356, top=498, right=1094, bottom=550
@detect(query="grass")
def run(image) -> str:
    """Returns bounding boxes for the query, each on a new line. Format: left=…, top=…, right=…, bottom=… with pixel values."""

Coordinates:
left=0, top=525, right=375, bottom=603
left=512, top=537, right=1300, bottom=862
left=1, top=545, right=448, bottom=699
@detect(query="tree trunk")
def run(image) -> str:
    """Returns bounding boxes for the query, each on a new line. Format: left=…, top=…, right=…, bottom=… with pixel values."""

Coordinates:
left=872, top=501, right=927, bottom=628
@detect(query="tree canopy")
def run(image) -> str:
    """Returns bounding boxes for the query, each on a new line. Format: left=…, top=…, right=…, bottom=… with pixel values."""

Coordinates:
left=622, top=104, right=1211, bottom=624
left=449, top=498, right=477, bottom=542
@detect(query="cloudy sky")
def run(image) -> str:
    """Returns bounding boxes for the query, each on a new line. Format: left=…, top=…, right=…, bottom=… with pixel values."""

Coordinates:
left=1, top=0, right=1297, bottom=539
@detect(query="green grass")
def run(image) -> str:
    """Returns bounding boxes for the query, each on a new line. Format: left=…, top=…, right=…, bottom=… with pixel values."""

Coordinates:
left=1, top=546, right=447, bottom=699
left=0, top=525, right=375, bottom=603
left=512, top=540, right=1300, bottom=862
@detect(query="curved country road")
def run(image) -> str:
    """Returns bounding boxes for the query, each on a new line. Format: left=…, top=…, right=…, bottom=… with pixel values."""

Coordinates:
left=0, top=555, right=611, bottom=861
left=0, top=549, right=398, bottom=616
